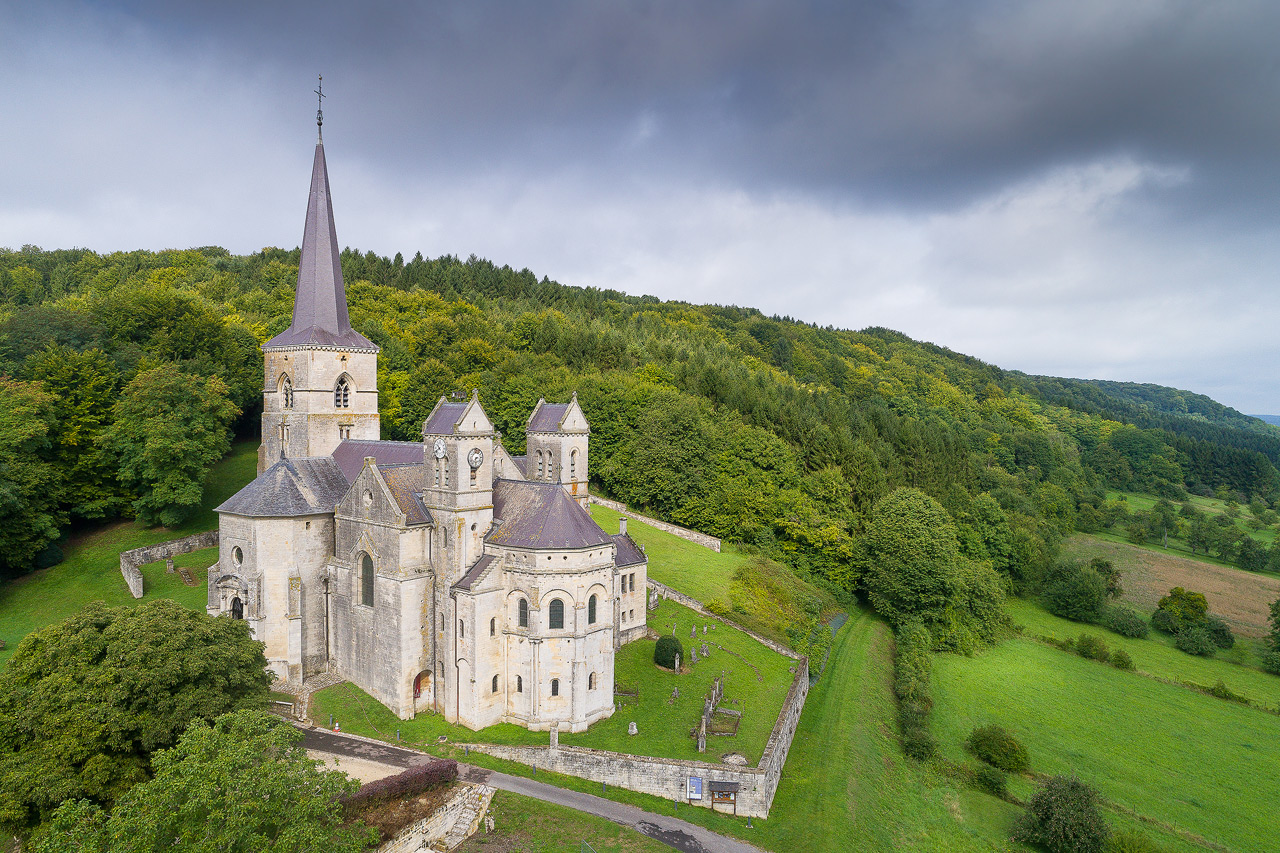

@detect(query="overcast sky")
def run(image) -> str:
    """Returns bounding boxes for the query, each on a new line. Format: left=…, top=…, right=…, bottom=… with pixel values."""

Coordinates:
left=3, top=1, right=1280, bottom=413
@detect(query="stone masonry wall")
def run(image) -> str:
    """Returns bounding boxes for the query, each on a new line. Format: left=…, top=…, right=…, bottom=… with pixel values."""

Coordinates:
left=376, top=783, right=494, bottom=853
left=467, top=656, right=809, bottom=819
left=120, top=531, right=219, bottom=599
left=588, top=496, right=721, bottom=552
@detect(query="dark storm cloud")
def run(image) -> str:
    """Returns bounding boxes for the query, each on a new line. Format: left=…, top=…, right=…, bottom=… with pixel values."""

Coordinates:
left=6, top=1, right=1280, bottom=412
left=84, top=1, right=1280, bottom=210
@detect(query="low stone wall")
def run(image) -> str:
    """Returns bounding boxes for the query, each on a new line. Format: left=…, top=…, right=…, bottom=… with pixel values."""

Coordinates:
left=377, top=783, right=494, bottom=853
left=647, top=579, right=802, bottom=661
left=119, top=531, right=219, bottom=599
left=467, top=657, right=809, bottom=819
left=588, top=496, right=721, bottom=552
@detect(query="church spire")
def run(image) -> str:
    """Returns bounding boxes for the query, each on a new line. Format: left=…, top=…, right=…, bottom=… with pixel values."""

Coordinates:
left=263, top=83, right=376, bottom=352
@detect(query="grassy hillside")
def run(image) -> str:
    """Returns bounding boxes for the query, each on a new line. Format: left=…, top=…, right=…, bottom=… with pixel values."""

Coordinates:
left=0, top=439, right=257, bottom=668
left=931, top=636, right=1280, bottom=853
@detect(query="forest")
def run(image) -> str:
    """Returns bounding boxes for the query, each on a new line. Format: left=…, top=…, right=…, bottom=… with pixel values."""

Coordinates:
left=3, top=242, right=1280, bottom=607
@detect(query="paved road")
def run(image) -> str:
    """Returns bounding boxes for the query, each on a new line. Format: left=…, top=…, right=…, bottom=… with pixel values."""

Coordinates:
left=302, top=727, right=767, bottom=853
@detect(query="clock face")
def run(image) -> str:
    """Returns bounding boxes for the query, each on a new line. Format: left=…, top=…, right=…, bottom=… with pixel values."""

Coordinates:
left=433, top=438, right=446, bottom=459
left=468, top=448, right=484, bottom=469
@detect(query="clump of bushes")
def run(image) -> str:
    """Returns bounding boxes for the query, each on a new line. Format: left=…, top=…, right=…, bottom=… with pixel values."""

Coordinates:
left=1201, top=679, right=1250, bottom=705
left=1012, top=775, right=1110, bottom=853
left=1202, top=616, right=1234, bottom=649
left=1174, top=625, right=1217, bottom=657
left=1110, top=649, right=1133, bottom=670
left=654, top=636, right=684, bottom=670
left=1075, top=634, right=1111, bottom=663
left=1104, top=606, right=1148, bottom=639
left=972, top=765, right=1009, bottom=799
left=1042, top=560, right=1107, bottom=623
left=342, top=759, right=458, bottom=813
left=893, top=620, right=935, bottom=761
left=964, top=724, right=1029, bottom=772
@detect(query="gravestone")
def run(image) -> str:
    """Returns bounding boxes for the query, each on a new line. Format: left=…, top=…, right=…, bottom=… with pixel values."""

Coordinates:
left=674, top=653, right=681, bottom=673
left=165, top=558, right=175, bottom=574
left=690, top=648, right=698, bottom=665
left=698, top=716, right=707, bottom=753
left=701, top=643, right=709, bottom=657
left=691, top=625, right=697, bottom=639
left=672, top=686, right=679, bottom=700
left=628, top=721, right=638, bottom=735
left=703, top=624, right=708, bottom=634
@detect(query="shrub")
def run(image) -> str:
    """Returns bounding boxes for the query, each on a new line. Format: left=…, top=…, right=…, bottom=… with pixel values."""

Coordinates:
left=1043, top=561, right=1107, bottom=622
left=654, top=635, right=683, bottom=670
left=1262, top=650, right=1280, bottom=675
left=1075, top=634, right=1110, bottom=662
left=972, top=765, right=1008, bottom=798
left=965, top=724, right=1029, bottom=772
left=1149, top=608, right=1179, bottom=635
left=1202, top=679, right=1250, bottom=705
left=1012, top=775, right=1110, bottom=853
left=1174, top=626, right=1216, bottom=657
left=1203, top=615, right=1234, bottom=649
left=342, top=760, right=457, bottom=812
left=1110, top=649, right=1133, bottom=670
left=1105, top=829, right=1165, bottom=853
left=1157, top=587, right=1207, bottom=625
left=1105, top=606, right=1149, bottom=639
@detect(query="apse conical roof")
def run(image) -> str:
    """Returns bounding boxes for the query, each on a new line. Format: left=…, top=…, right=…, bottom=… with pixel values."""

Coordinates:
left=263, top=141, right=377, bottom=351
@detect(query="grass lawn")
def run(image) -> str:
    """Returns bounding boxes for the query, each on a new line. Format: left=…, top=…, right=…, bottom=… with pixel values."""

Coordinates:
left=0, top=439, right=258, bottom=668
left=313, top=599, right=796, bottom=764
left=931, top=636, right=1280, bottom=853
left=454, top=789, right=672, bottom=852
left=1008, top=598, right=1280, bottom=708
left=588, top=502, right=749, bottom=606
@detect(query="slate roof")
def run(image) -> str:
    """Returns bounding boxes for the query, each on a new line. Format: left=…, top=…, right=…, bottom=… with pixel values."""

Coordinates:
left=527, top=402, right=571, bottom=433
left=380, top=464, right=433, bottom=526
left=509, top=455, right=528, bottom=478
left=488, top=479, right=613, bottom=549
left=452, top=554, right=496, bottom=591
left=423, top=402, right=467, bottom=435
left=332, top=439, right=425, bottom=484
left=611, top=533, right=646, bottom=568
left=263, top=141, right=377, bottom=352
left=216, top=457, right=349, bottom=517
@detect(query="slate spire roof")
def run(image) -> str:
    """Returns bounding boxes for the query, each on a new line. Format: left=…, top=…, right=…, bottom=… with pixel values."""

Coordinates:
left=263, top=138, right=377, bottom=351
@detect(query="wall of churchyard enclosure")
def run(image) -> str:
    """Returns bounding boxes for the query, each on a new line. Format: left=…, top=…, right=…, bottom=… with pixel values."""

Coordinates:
left=589, top=496, right=722, bottom=552
left=119, top=531, right=219, bottom=598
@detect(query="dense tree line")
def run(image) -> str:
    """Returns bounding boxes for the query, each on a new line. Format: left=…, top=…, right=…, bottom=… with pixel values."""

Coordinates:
left=3, top=243, right=1277, bottom=611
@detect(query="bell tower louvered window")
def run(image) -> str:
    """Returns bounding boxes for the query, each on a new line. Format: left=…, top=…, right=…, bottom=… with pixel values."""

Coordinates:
left=335, top=376, right=351, bottom=408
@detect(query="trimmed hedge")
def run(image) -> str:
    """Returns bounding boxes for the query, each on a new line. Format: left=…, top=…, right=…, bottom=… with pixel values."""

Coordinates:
left=654, top=635, right=683, bottom=670
left=894, top=620, right=935, bottom=761
left=342, top=759, right=458, bottom=813
left=965, top=724, right=1029, bottom=772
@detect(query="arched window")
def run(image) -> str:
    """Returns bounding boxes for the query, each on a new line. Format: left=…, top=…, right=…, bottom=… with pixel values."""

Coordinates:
left=518, top=598, right=528, bottom=628
left=491, top=675, right=499, bottom=693
left=551, top=678, right=559, bottom=697
left=589, top=672, right=596, bottom=690
left=536, top=451, right=544, bottom=479
left=230, top=596, right=243, bottom=620
left=334, top=376, right=351, bottom=408
left=359, top=553, right=374, bottom=607
left=490, top=617, right=496, bottom=637
left=459, top=619, right=464, bottom=638
left=548, top=598, right=564, bottom=630
left=280, top=375, right=294, bottom=409
left=588, top=594, right=597, bottom=624
left=517, top=675, right=523, bottom=693
left=570, top=448, right=577, bottom=478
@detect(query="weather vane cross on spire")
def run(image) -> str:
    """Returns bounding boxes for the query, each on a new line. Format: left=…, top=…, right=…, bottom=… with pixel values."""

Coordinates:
left=315, top=74, right=325, bottom=140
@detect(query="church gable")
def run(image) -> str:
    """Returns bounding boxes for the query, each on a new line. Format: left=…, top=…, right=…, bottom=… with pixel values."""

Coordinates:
left=335, top=461, right=407, bottom=528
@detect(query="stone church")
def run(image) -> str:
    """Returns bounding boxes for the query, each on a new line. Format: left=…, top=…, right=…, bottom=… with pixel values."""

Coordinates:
left=209, top=122, right=647, bottom=732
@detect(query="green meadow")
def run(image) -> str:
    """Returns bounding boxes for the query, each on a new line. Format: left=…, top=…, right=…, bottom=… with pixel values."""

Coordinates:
left=931, top=634, right=1280, bottom=853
